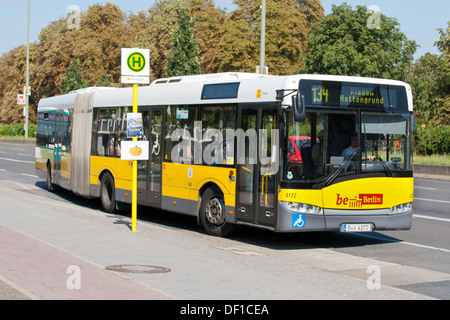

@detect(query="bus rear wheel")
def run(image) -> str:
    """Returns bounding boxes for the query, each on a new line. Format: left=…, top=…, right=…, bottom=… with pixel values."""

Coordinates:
left=200, top=187, right=236, bottom=237
left=46, top=163, right=55, bottom=192
left=100, top=172, right=116, bottom=213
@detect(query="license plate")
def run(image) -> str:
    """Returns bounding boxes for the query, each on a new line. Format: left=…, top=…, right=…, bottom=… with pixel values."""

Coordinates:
left=341, top=223, right=373, bottom=232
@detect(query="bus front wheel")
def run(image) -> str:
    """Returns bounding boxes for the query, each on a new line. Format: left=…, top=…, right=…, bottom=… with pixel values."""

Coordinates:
left=100, top=172, right=116, bottom=213
left=200, top=186, right=236, bottom=237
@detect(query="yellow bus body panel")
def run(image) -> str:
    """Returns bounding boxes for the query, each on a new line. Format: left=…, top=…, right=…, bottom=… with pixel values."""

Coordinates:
left=278, top=189, right=323, bottom=207
left=90, top=156, right=132, bottom=190
left=90, top=158, right=236, bottom=207
left=323, top=177, right=414, bottom=210
left=279, top=177, right=414, bottom=210
left=162, top=162, right=236, bottom=206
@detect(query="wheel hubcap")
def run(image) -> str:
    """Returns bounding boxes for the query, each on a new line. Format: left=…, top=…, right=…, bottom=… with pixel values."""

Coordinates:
left=206, top=198, right=223, bottom=224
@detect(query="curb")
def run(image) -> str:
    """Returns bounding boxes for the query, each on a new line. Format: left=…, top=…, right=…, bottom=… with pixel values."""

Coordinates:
left=0, top=139, right=36, bottom=146
left=414, top=164, right=450, bottom=176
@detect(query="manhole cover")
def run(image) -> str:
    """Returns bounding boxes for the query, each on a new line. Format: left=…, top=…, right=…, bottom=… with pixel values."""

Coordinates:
left=106, top=265, right=171, bottom=274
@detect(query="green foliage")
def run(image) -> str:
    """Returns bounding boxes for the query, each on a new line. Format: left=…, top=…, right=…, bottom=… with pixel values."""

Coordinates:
left=414, top=125, right=450, bottom=156
left=405, top=53, right=449, bottom=124
left=0, top=123, right=36, bottom=138
left=96, top=74, right=114, bottom=87
left=59, top=59, right=89, bottom=94
left=435, top=21, right=450, bottom=64
left=405, top=22, right=450, bottom=125
left=300, top=3, right=417, bottom=80
left=0, top=0, right=447, bottom=164
left=414, top=153, right=450, bottom=166
left=142, top=0, right=226, bottom=78
left=215, top=0, right=323, bottom=75
left=165, top=9, right=203, bottom=77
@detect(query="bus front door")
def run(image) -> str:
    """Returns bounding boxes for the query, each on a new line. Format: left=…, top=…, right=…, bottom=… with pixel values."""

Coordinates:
left=236, top=107, right=279, bottom=230
left=137, top=108, right=163, bottom=208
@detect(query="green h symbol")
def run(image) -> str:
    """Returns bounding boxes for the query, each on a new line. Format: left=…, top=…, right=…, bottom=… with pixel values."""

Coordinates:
left=127, top=52, right=146, bottom=72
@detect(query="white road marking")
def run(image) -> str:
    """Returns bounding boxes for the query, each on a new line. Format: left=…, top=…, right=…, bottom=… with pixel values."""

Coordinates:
left=414, top=186, right=436, bottom=190
left=415, top=197, right=450, bottom=204
left=21, top=173, right=38, bottom=178
left=400, top=241, right=450, bottom=254
left=414, top=214, right=450, bottom=223
left=0, top=157, right=34, bottom=164
left=354, top=233, right=450, bottom=254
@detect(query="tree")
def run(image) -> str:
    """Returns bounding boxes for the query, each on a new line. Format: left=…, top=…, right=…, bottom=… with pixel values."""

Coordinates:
left=406, top=22, right=450, bottom=125
left=215, top=0, right=323, bottom=75
left=300, top=3, right=417, bottom=80
left=434, top=21, right=450, bottom=125
left=0, top=45, right=38, bottom=124
left=404, top=22, right=449, bottom=125
left=138, top=0, right=225, bottom=78
left=165, top=8, right=203, bottom=77
left=59, top=59, right=88, bottom=94
left=405, top=53, right=449, bottom=123
left=0, top=3, right=135, bottom=124
left=33, top=3, right=132, bottom=96
left=97, top=74, right=114, bottom=87
left=435, top=21, right=450, bottom=65
left=79, top=3, right=133, bottom=83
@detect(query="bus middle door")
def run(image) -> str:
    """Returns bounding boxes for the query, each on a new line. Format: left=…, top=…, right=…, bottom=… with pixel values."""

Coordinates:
left=236, top=106, right=279, bottom=230
left=137, top=108, right=163, bottom=208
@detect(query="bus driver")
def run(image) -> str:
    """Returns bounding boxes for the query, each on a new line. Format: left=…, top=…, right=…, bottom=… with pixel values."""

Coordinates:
left=341, top=135, right=375, bottom=171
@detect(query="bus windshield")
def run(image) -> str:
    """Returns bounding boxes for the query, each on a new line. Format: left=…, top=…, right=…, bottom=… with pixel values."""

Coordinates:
left=283, top=110, right=413, bottom=188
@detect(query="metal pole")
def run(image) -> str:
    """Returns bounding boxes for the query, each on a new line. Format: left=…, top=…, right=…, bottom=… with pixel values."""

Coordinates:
left=132, top=84, right=138, bottom=232
left=25, top=0, right=30, bottom=139
left=259, top=0, right=266, bottom=75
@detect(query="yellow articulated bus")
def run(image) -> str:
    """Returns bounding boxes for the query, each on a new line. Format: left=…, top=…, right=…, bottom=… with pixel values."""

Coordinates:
left=36, top=73, right=415, bottom=237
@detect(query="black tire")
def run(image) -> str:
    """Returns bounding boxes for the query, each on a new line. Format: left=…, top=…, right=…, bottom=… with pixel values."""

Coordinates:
left=100, top=172, right=116, bottom=213
left=46, top=163, right=55, bottom=192
left=200, top=186, right=236, bottom=237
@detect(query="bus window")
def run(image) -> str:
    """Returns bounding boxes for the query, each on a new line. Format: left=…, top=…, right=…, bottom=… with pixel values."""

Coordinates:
left=200, top=105, right=236, bottom=165
left=93, top=107, right=129, bottom=158
left=361, top=113, right=411, bottom=172
left=284, top=112, right=326, bottom=181
left=164, top=105, right=198, bottom=164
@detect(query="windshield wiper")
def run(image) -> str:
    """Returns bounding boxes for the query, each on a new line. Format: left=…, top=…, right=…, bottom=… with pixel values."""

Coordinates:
left=372, top=150, right=392, bottom=177
left=322, top=147, right=360, bottom=188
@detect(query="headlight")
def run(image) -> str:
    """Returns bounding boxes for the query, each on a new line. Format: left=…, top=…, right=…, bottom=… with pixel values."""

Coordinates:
left=281, top=201, right=323, bottom=215
left=389, top=202, right=412, bottom=214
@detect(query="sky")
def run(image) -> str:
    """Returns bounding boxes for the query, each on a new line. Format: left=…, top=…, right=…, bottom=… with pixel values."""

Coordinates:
left=0, top=0, right=448, bottom=61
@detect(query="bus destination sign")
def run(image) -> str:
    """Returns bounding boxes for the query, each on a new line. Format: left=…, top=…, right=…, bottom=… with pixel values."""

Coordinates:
left=300, top=80, right=408, bottom=112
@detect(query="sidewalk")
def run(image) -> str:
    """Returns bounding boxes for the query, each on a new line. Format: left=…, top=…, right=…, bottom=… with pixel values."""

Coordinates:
left=0, top=224, right=173, bottom=300
left=0, top=181, right=440, bottom=301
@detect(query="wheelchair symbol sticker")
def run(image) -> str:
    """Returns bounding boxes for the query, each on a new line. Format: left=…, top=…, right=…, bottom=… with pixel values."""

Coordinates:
left=292, top=214, right=306, bottom=228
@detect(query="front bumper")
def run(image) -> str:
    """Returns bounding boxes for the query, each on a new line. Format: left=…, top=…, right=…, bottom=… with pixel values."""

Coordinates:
left=276, top=204, right=413, bottom=233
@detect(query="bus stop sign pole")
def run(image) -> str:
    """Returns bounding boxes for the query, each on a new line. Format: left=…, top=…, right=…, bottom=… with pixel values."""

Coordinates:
left=121, top=48, right=150, bottom=233
left=132, top=84, right=138, bottom=232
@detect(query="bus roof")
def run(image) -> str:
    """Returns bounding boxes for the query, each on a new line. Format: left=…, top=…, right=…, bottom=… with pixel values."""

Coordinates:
left=37, top=73, right=413, bottom=112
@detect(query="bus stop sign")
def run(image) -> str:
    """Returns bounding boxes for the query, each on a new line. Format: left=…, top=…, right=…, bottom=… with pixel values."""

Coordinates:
left=121, top=48, right=150, bottom=84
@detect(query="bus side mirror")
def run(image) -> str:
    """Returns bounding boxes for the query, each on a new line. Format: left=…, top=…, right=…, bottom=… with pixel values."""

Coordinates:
left=293, top=93, right=306, bottom=122
left=411, top=112, right=417, bottom=135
